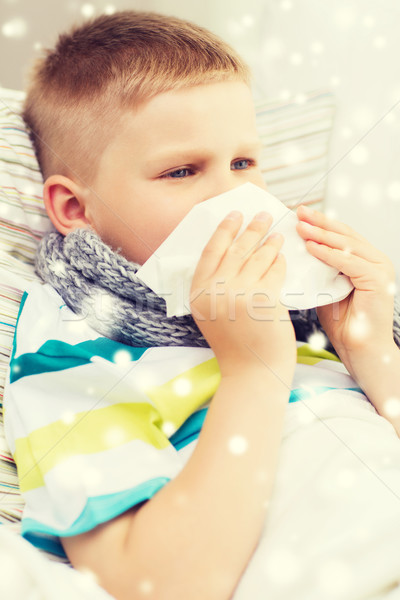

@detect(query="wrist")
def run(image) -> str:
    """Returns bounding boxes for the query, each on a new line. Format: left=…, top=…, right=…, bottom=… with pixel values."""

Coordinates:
left=218, top=356, right=296, bottom=393
left=342, top=339, right=399, bottom=387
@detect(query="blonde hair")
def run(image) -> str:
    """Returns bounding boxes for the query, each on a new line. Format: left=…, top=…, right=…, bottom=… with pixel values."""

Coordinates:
left=23, top=10, right=251, bottom=185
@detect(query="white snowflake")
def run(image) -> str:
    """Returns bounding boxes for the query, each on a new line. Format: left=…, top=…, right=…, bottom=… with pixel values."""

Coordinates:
left=310, top=41, right=324, bottom=55
left=81, top=3, right=96, bottom=18
left=113, top=349, right=132, bottom=367
left=349, top=144, right=369, bottom=165
left=280, top=0, right=293, bottom=11
left=330, top=76, right=341, bottom=87
left=61, top=411, right=76, bottom=426
left=1, top=18, right=28, bottom=39
left=348, top=311, right=371, bottom=341
left=325, top=208, right=338, bottom=220
left=387, top=181, right=400, bottom=202
left=161, top=421, right=177, bottom=437
left=335, top=6, right=356, bottom=29
left=363, top=15, right=375, bottom=28
left=281, top=144, right=304, bottom=165
left=332, top=176, right=351, bottom=198
left=50, top=260, right=67, bottom=277
left=383, top=397, right=400, bottom=418
left=172, top=377, right=192, bottom=397
left=307, top=331, right=327, bottom=352
left=340, top=126, right=353, bottom=139
left=373, top=36, right=387, bottom=49
left=335, top=468, right=356, bottom=489
left=138, top=579, right=154, bottom=595
left=242, top=15, right=255, bottom=28
left=289, top=52, right=303, bottom=66
left=103, top=5, right=116, bottom=15
left=104, top=427, right=127, bottom=448
left=228, top=435, right=248, bottom=455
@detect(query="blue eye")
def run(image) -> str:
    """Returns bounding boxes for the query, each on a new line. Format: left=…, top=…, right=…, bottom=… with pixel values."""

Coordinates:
left=231, top=159, right=251, bottom=170
left=164, top=168, right=191, bottom=179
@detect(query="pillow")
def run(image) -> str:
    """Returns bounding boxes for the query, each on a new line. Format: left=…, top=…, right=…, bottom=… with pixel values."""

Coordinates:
left=256, top=90, right=336, bottom=209
left=0, top=88, right=52, bottom=540
left=0, top=86, right=335, bottom=550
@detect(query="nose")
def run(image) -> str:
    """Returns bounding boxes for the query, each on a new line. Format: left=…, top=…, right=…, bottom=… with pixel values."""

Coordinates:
left=199, top=171, right=247, bottom=205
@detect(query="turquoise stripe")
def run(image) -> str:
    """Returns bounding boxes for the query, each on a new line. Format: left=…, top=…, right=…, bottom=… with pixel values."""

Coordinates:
left=10, top=290, right=27, bottom=366
left=170, top=408, right=208, bottom=450
left=169, top=387, right=364, bottom=451
left=10, top=336, right=148, bottom=383
left=22, top=477, right=170, bottom=557
left=289, top=386, right=363, bottom=402
left=20, top=383, right=364, bottom=557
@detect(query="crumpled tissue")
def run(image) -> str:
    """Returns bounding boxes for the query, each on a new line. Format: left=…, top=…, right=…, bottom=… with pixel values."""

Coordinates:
left=136, top=183, right=353, bottom=317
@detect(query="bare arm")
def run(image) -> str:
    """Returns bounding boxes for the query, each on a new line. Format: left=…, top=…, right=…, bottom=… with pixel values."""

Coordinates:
left=62, top=211, right=296, bottom=599
left=296, top=205, right=400, bottom=437
left=63, top=369, right=290, bottom=599
left=334, top=340, right=400, bottom=438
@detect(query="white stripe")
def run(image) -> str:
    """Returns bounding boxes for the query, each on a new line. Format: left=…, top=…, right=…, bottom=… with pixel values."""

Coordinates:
left=292, top=361, right=357, bottom=390
left=23, top=438, right=197, bottom=531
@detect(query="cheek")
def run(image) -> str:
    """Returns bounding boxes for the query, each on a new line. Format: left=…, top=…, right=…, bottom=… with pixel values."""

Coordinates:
left=251, top=169, right=267, bottom=190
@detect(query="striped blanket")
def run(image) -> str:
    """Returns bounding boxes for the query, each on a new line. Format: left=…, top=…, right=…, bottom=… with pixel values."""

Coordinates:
left=3, top=280, right=400, bottom=599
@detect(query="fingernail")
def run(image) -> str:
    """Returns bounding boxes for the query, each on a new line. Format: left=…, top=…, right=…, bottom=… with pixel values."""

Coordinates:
left=269, top=232, right=283, bottom=241
left=299, top=204, right=313, bottom=214
left=254, top=211, right=270, bottom=221
left=226, top=210, right=242, bottom=220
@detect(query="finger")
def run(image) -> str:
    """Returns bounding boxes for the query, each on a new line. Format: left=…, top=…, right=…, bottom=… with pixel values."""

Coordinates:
left=238, top=232, right=284, bottom=282
left=304, top=240, right=395, bottom=290
left=296, top=219, right=384, bottom=264
left=244, top=253, right=287, bottom=315
left=215, top=211, right=274, bottom=278
left=193, top=211, right=244, bottom=282
left=297, top=205, right=366, bottom=242
left=260, top=251, right=287, bottom=291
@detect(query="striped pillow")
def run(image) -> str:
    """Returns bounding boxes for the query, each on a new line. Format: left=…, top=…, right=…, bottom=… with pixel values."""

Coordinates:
left=256, top=90, right=335, bottom=209
left=0, top=87, right=335, bottom=542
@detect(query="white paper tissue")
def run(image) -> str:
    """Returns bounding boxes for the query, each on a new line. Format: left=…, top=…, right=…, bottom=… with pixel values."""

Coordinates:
left=136, top=183, right=353, bottom=317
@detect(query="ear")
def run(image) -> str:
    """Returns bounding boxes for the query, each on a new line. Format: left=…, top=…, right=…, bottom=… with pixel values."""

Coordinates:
left=43, top=175, right=92, bottom=236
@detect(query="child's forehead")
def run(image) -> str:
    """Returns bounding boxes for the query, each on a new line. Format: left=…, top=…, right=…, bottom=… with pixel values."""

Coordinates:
left=127, top=79, right=252, bottom=113
left=97, top=80, right=260, bottom=168
left=119, top=80, right=257, bottom=134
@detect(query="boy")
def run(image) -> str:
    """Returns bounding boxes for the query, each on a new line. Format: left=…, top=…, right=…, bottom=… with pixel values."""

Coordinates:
left=5, top=10, right=400, bottom=600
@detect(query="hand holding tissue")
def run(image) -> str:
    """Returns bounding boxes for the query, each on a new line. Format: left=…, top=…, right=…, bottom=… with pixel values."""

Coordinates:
left=136, top=183, right=353, bottom=317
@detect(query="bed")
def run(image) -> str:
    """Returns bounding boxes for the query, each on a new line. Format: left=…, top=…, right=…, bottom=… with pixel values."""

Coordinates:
left=2, top=85, right=400, bottom=600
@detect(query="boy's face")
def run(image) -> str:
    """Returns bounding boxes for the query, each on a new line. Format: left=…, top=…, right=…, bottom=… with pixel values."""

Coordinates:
left=86, top=80, right=266, bottom=265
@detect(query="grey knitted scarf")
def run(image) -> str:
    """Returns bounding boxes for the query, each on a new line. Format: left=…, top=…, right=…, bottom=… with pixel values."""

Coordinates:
left=35, top=228, right=208, bottom=347
left=35, top=228, right=400, bottom=351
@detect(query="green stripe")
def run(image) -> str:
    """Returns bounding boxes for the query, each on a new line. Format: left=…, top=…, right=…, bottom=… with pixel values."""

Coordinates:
left=146, top=357, right=220, bottom=429
left=297, top=344, right=340, bottom=363
left=15, top=402, right=169, bottom=492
